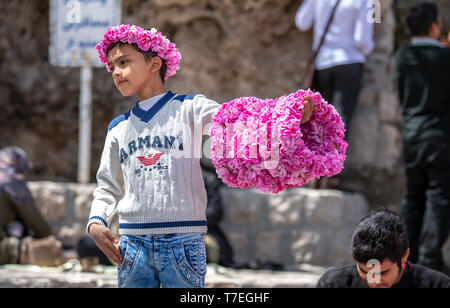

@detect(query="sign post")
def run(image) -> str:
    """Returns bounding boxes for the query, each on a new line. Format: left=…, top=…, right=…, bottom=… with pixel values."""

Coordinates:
left=78, top=61, right=93, bottom=183
left=49, top=0, right=121, bottom=183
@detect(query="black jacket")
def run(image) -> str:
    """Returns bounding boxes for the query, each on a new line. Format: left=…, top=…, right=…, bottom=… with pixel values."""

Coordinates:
left=395, top=45, right=450, bottom=144
left=317, top=262, right=450, bottom=288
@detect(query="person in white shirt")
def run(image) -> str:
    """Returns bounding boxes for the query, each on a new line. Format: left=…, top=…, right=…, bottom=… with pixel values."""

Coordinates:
left=296, top=0, right=374, bottom=135
left=296, top=0, right=374, bottom=189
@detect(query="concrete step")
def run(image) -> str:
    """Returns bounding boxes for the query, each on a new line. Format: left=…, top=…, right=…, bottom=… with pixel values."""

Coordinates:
left=0, top=263, right=325, bottom=288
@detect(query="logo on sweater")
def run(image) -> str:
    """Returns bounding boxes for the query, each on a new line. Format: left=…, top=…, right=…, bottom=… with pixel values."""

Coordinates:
left=119, top=135, right=183, bottom=164
left=137, top=153, right=164, bottom=166
left=135, top=152, right=168, bottom=176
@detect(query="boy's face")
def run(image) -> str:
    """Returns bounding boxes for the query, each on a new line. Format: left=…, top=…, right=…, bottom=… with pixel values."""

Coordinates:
left=107, top=44, right=154, bottom=97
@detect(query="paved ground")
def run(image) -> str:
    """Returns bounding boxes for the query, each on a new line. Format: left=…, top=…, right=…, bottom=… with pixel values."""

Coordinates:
left=0, top=263, right=326, bottom=288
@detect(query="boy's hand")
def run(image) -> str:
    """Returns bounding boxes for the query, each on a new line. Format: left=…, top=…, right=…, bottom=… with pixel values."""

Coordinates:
left=301, top=96, right=315, bottom=124
left=89, top=224, right=123, bottom=265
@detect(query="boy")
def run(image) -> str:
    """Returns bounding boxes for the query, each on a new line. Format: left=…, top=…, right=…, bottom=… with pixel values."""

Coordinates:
left=87, top=24, right=313, bottom=288
left=395, top=3, right=450, bottom=275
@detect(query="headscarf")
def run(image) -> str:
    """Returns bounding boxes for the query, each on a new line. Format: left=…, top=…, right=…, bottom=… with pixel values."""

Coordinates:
left=0, top=146, right=34, bottom=206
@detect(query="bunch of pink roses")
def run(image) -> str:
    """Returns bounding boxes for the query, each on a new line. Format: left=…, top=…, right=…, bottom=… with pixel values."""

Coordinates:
left=209, top=89, right=347, bottom=194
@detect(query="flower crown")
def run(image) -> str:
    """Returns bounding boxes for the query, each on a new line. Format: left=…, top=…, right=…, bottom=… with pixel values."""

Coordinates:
left=96, top=24, right=182, bottom=80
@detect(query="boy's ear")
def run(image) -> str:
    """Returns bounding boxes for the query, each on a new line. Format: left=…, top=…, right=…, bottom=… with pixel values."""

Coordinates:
left=149, top=57, right=163, bottom=73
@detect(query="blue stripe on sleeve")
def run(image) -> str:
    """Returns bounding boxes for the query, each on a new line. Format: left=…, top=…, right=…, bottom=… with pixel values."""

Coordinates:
left=89, top=216, right=108, bottom=227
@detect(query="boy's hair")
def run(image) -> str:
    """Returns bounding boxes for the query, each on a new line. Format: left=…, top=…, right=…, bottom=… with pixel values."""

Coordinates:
left=406, top=2, right=439, bottom=36
left=106, top=41, right=168, bottom=84
left=351, top=209, right=409, bottom=269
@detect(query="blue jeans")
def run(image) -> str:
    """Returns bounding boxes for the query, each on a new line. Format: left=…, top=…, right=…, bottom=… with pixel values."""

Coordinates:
left=118, top=233, right=207, bottom=288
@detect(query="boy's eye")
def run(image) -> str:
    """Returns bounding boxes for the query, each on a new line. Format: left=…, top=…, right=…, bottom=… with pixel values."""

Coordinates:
left=120, top=60, right=128, bottom=65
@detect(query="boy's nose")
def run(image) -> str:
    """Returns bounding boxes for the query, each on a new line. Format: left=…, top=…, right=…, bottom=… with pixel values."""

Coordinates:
left=112, top=66, right=121, bottom=77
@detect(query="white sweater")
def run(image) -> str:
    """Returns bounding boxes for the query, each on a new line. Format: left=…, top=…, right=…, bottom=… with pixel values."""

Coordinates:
left=87, top=91, right=220, bottom=235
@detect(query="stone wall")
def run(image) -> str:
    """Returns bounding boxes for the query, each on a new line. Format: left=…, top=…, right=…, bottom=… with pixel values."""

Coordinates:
left=220, top=187, right=369, bottom=267
left=27, top=181, right=369, bottom=267
left=27, top=181, right=450, bottom=268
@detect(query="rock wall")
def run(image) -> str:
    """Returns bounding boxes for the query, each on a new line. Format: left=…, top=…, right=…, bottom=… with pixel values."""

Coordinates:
left=27, top=181, right=369, bottom=267
left=1, top=0, right=450, bottom=211
left=220, top=187, right=369, bottom=266
left=27, top=181, right=450, bottom=268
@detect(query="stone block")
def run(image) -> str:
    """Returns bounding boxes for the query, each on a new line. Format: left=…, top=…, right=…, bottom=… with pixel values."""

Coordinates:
left=291, top=230, right=326, bottom=265
left=221, top=187, right=266, bottom=226
left=325, top=227, right=355, bottom=266
left=73, top=184, right=97, bottom=221
left=57, top=223, right=87, bottom=248
left=28, top=182, right=66, bottom=223
left=222, top=229, right=249, bottom=265
left=256, top=231, right=283, bottom=263
left=268, top=192, right=304, bottom=227
left=303, top=190, right=346, bottom=228
left=342, top=193, right=369, bottom=226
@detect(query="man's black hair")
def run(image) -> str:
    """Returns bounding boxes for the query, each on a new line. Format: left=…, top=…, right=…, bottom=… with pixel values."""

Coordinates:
left=106, top=41, right=167, bottom=84
left=406, top=2, right=439, bottom=36
left=351, top=209, right=409, bottom=269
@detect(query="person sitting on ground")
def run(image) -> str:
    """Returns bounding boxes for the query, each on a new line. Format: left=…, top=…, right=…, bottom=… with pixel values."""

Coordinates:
left=316, top=209, right=450, bottom=288
left=0, top=146, right=65, bottom=267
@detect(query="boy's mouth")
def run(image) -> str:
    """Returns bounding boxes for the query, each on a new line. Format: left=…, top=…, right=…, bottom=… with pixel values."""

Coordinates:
left=117, top=80, right=128, bottom=86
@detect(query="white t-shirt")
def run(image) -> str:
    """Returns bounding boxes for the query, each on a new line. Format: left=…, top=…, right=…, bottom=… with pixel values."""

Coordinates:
left=296, top=0, right=375, bottom=70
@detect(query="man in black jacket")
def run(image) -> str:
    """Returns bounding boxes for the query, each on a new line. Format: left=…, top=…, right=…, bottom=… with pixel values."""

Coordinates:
left=317, top=209, right=450, bottom=288
left=395, top=2, right=450, bottom=274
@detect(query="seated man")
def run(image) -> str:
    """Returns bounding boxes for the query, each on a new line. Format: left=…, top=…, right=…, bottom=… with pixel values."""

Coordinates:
left=317, top=209, right=450, bottom=288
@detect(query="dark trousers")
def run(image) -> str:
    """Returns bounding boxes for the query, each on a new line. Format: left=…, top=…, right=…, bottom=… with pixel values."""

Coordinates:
left=313, top=63, right=364, bottom=135
left=400, top=140, right=450, bottom=269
